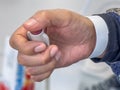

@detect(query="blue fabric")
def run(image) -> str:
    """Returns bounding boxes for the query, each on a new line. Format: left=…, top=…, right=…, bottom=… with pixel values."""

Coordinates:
left=108, top=61, right=120, bottom=76
left=91, top=12, right=120, bottom=83
left=107, top=12, right=120, bottom=73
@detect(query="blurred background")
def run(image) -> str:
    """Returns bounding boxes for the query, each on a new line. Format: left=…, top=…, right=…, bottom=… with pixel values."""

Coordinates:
left=0, top=0, right=120, bottom=90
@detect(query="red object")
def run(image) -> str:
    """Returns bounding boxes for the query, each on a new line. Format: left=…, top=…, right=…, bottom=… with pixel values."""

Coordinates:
left=0, top=82, right=9, bottom=90
left=22, top=74, right=34, bottom=90
left=22, top=83, right=34, bottom=90
left=31, top=30, right=42, bottom=35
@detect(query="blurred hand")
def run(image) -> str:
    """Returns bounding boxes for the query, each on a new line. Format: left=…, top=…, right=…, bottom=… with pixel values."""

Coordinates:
left=10, top=9, right=96, bottom=81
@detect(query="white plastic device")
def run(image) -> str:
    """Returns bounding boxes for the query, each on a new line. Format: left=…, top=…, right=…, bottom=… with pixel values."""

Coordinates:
left=27, top=30, right=50, bottom=45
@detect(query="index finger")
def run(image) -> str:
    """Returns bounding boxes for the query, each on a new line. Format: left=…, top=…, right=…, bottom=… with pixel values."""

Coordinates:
left=23, top=9, right=73, bottom=33
left=10, top=26, right=28, bottom=50
left=9, top=26, right=46, bottom=55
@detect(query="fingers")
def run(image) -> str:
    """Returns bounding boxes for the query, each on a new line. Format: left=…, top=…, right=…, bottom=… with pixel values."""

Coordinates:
left=20, top=41, right=47, bottom=55
left=23, top=9, right=72, bottom=33
left=31, top=71, right=52, bottom=82
left=23, top=11, right=50, bottom=32
left=18, top=45, right=59, bottom=82
left=26, top=59, right=56, bottom=76
left=26, top=59, right=56, bottom=82
left=9, top=26, right=28, bottom=50
left=27, top=58, right=56, bottom=82
left=10, top=9, right=72, bottom=55
left=18, top=45, right=58, bottom=66
left=10, top=26, right=47, bottom=55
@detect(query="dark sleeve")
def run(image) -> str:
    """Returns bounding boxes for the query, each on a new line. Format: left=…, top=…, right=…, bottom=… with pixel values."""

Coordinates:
left=91, top=12, right=120, bottom=79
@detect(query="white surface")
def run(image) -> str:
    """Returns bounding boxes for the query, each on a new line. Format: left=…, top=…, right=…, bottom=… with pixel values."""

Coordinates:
left=50, top=61, right=85, bottom=90
left=2, top=37, right=18, bottom=90
left=0, top=55, right=3, bottom=75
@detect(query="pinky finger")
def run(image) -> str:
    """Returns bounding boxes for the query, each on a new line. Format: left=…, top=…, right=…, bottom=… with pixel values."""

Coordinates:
left=31, top=71, right=53, bottom=82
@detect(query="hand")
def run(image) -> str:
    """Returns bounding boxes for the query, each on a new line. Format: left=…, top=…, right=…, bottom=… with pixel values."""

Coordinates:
left=10, top=9, right=96, bottom=81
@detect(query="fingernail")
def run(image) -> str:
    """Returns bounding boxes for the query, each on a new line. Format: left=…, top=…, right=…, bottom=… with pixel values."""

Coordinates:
left=24, top=18, right=38, bottom=27
left=50, top=47, right=58, bottom=58
left=34, top=44, right=46, bottom=53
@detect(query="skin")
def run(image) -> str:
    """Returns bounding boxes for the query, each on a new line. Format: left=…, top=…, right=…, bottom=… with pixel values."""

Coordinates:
left=10, top=9, right=96, bottom=82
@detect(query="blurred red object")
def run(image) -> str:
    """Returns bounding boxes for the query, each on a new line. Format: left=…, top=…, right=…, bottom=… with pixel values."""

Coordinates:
left=0, top=82, right=9, bottom=90
left=22, top=83, right=34, bottom=90
left=22, top=74, right=34, bottom=90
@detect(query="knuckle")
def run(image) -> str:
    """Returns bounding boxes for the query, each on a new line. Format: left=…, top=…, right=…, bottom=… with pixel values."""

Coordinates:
left=17, top=56, right=22, bottom=65
left=46, top=72, right=51, bottom=78
left=39, top=55, right=49, bottom=65
left=20, top=45, right=29, bottom=53
left=50, top=64, right=55, bottom=70
left=19, top=43, right=34, bottom=55
left=41, top=11, right=49, bottom=17
left=32, top=71, right=52, bottom=82
left=30, top=68, right=37, bottom=75
left=32, top=76, right=43, bottom=82
left=35, top=78, right=43, bottom=82
left=40, top=59, right=47, bottom=65
left=9, top=37, right=14, bottom=48
left=9, top=35, right=18, bottom=50
left=49, top=62, right=56, bottom=70
left=17, top=53, right=26, bottom=65
left=35, top=10, right=49, bottom=19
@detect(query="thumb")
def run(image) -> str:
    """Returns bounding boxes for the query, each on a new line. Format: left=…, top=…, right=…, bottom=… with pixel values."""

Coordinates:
left=23, top=9, right=70, bottom=33
left=23, top=17, right=48, bottom=33
left=23, top=10, right=52, bottom=33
